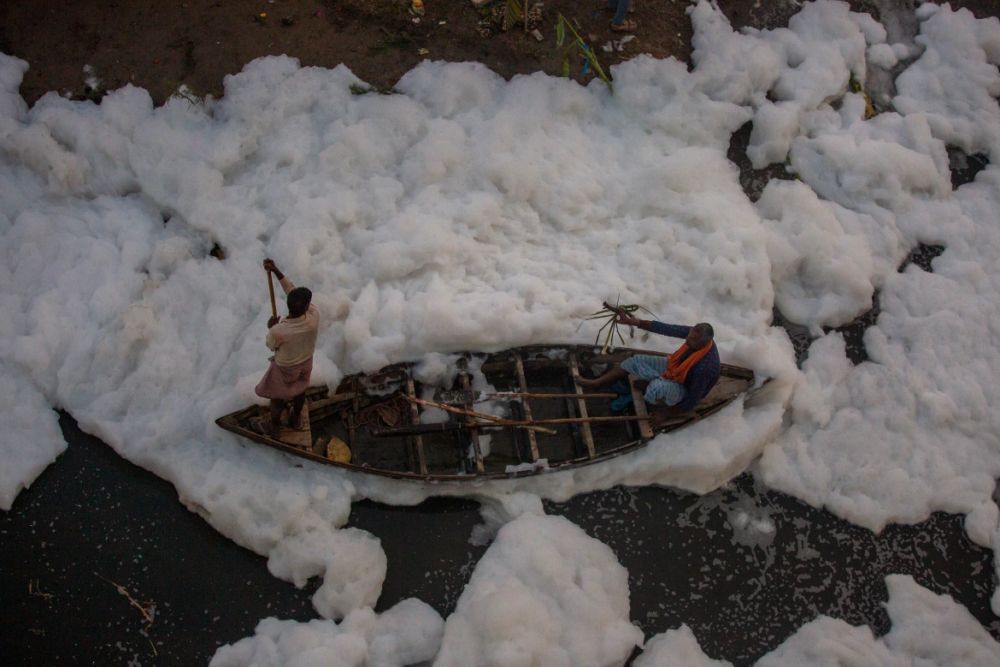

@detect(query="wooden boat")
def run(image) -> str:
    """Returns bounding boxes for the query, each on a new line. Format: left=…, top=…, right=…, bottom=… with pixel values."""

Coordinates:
left=216, top=344, right=767, bottom=482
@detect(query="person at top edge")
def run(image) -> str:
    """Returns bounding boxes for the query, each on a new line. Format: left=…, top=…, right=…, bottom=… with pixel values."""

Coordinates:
left=578, top=311, right=720, bottom=427
left=254, top=258, right=320, bottom=438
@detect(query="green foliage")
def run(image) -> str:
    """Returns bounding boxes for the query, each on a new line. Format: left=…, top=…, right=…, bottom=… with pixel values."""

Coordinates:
left=585, top=298, right=657, bottom=353
left=506, top=0, right=524, bottom=22
left=555, top=14, right=613, bottom=92
left=848, top=72, right=862, bottom=94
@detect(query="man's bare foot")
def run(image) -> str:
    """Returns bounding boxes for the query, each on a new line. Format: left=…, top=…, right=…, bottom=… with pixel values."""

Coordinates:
left=288, top=411, right=306, bottom=431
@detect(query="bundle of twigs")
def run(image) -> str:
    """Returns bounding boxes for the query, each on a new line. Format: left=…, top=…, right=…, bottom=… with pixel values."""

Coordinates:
left=584, top=299, right=657, bottom=353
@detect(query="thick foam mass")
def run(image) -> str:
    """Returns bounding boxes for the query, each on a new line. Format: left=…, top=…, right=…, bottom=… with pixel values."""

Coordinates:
left=433, top=513, right=643, bottom=667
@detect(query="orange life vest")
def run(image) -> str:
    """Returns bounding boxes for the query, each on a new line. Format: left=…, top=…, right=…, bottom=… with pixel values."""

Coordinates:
left=662, top=341, right=714, bottom=384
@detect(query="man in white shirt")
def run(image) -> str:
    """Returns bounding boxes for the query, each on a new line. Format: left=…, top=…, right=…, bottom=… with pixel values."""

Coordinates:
left=254, top=258, right=320, bottom=437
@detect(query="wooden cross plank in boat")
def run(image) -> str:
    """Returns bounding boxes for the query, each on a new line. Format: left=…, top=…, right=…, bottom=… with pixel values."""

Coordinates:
left=405, top=376, right=428, bottom=476
left=628, top=375, right=655, bottom=439
left=484, top=391, right=617, bottom=400
left=513, top=352, right=540, bottom=462
left=459, top=373, right=486, bottom=473
left=568, top=352, right=596, bottom=458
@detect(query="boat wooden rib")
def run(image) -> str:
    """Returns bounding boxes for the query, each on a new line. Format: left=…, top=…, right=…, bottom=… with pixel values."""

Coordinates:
left=216, top=344, right=768, bottom=482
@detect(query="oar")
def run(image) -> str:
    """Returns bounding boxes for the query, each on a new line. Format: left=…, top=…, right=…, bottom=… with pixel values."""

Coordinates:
left=266, top=268, right=277, bottom=319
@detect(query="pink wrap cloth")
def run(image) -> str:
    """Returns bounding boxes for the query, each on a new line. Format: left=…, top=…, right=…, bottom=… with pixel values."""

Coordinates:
left=255, top=357, right=313, bottom=400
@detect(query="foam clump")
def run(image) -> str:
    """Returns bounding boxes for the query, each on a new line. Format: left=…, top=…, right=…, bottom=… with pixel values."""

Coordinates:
left=0, top=363, right=65, bottom=510
left=210, top=598, right=444, bottom=667
left=756, top=575, right=1000, bottom=666
left=434, top=513, right=643, bottom=667
left=633, top=624, right=732, bottom=667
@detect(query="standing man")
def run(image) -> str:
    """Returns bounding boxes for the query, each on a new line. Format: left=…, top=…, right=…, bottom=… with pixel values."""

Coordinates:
left=255, top=258, right=319, bottom=438
left=579, top=314, right=719, bottom=426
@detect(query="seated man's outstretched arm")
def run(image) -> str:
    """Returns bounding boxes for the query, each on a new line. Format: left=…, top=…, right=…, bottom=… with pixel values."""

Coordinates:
left=617, top=315, right=690, bottom=340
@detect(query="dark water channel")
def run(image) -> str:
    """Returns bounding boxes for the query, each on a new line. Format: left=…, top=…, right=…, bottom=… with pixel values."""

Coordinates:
left=2, top=413, right=997, bottom=665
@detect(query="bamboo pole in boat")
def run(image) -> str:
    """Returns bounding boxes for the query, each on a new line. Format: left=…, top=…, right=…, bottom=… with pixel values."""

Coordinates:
left=494, top=414, right=673, bottom=427
left=513, top=353, right=540, bottom=461
left=481, top=391, right=618, bottom=400
left=403, top=394, right=679, bottom=429
left=568, top=352, right=597, bottom=457
left=401, top=395, right=558, bottom=435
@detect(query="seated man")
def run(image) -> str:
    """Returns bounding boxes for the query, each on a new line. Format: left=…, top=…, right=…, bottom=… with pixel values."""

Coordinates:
left=254, top=258, right=320, bottom=437
left=579, top=316, right=720, bottom=426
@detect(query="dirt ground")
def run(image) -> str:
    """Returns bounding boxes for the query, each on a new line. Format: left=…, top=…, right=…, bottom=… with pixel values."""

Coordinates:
left=2, top=0, right=996, bottom=107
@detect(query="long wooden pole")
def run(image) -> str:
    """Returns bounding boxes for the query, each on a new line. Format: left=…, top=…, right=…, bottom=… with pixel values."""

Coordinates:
left=494, top=414, right=675, bottom=427
left=266, top=269, right=277, bottom=319
left=401, top=395, right=557, bottom=435
left=482, top=391, right=618, bottom=400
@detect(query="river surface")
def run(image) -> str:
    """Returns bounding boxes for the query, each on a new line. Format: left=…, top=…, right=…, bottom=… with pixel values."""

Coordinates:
left=2, top=413, right=997, bottom=665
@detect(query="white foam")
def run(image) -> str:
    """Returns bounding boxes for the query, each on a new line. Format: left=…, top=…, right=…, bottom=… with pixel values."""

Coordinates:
left=634, top=624, right=732, bottom=667
left=434, top=513, right=643, bottom=667
left=210, top=598, right=444, bottom=667
left=0, top=362, right=65, bottom=510
left=756, top=575, right=1000, bottom=666
left=3, top=0, right=1000, bottom=660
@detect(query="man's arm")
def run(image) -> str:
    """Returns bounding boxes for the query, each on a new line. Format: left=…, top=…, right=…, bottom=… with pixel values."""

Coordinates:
left=616, top=315, right=690, bottom=339
left=263, top=258, right=296, bottom=295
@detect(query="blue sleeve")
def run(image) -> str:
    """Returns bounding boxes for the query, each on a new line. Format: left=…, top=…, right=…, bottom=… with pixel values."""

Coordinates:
left=647, top=321, right=690, bottom=339
left=676, top=348, right=721, bottom=412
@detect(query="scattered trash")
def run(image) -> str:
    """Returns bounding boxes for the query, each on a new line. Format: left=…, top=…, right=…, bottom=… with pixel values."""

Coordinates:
left=531, top=28, right=543, bottom=41
left=410, top=0, right=425, bottom=16
left=439, top=20, right=447, bottom=25
left=28, top=579, right=54, bottom=601
left=412, top=17, right=421, bottom=23
left=601, top=34, right=635, bottom=53
left=95, top=572, right=158, bottom=656
left=478, top=0, right=542, bottom=38
left=82, top=64, right=101, bottom=91
left=418, top=48, right=430, bottom=55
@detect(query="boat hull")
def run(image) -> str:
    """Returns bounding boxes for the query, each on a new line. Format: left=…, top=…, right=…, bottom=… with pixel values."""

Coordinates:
left=216, top=344, right=765, bottom=481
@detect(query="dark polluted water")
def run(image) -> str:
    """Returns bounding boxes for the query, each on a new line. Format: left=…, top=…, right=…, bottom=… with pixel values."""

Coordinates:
left=2, top=414, right=997, bottom=665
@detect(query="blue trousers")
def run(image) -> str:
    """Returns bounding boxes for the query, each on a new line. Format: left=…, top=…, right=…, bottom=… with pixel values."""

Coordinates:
left=621, top=355, right=687, bottom=406
left=608, top=0, right=632, bottom=25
